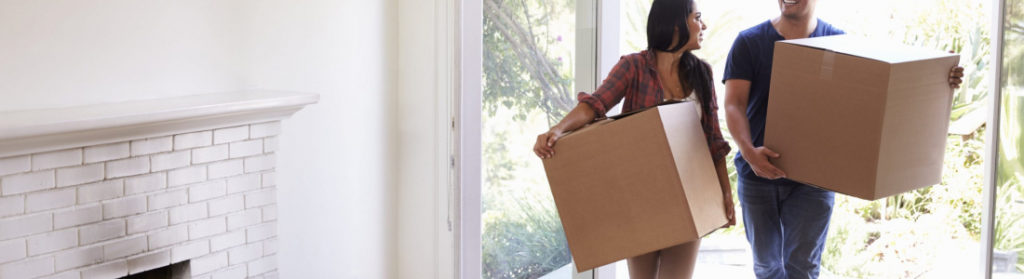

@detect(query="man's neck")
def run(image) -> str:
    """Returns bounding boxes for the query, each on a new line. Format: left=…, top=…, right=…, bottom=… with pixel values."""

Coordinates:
left=771, top=15, right=818, bottom=40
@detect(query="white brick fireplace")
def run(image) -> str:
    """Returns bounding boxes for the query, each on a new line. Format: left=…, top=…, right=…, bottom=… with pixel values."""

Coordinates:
left=0, top=92, right=317, bottom=279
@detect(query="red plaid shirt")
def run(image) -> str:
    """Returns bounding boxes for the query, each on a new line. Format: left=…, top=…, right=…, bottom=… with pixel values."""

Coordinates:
left=578, top=50, right=732, bottom=163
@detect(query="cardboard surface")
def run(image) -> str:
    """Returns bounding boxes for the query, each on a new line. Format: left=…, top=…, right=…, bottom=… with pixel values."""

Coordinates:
left=542, top=101, right=726, bottom=272
left=764, top=35, right=960, bottom=200
left=780, top=35, right=952, bottom=64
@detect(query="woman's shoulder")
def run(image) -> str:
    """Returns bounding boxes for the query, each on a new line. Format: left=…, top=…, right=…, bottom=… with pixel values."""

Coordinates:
left=613, top=50, right=652, bottom=71
left=620, top=50, right=649, bottom=63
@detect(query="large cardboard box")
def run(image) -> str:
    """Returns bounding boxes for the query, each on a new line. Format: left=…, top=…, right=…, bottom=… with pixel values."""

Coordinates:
left=765, top=35, right=960, bottom=200
left=542, top=101, right=726, bottom=272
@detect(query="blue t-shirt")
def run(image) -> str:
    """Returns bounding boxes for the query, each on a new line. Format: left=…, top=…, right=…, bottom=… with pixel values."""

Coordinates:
left=722, top=19, right=845, bottom=185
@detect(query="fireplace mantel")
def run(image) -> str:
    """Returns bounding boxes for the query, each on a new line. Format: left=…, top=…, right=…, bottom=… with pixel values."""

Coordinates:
left=0, top=91, right=319, bottom=158
left=0, top=91, right=316, bottom=279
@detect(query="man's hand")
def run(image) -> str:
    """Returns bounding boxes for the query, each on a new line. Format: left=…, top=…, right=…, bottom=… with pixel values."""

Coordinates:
left=949, top=66, right=965, bottom=89
left=742, top=146, right=787, bottom=179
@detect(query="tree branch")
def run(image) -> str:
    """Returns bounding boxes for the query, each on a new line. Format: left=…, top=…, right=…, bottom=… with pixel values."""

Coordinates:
left=484, top=0, right=575, bottom=117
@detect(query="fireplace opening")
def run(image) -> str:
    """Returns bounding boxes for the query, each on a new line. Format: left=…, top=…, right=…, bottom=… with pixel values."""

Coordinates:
left=121, top=261, right=190, bottom=279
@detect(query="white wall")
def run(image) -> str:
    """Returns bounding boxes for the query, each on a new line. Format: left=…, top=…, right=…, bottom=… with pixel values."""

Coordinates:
left=0, top=0, right=403, bottom=278
left=0, top=0, right=246, bottom=111
left=241, top=1, right=399, bottom=279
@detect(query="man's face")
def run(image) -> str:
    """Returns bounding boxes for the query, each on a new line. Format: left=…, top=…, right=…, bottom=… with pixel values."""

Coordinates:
left=777, top=0, right=817, bottom=19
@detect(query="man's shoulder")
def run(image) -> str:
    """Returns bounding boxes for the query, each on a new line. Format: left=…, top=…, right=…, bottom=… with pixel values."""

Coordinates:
left=737, top=20, right=772, bottom=39
left=816, top=19, right=847, bottom=35
left=735, top=20, right=776, bottom=44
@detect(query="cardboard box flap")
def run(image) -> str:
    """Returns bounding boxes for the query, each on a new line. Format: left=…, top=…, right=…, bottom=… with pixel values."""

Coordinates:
left=557, top=118, right=613, bottom=141
left=609, top=100, right=685, bottom=120
left=657, top=103, right=727, bottom=235
left=781, top=34, right=958, bottom=64
left=561, top=100, right=689, bottom=141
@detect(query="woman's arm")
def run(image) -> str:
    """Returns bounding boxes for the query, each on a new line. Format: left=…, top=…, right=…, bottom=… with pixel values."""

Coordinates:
left=534, top=55, right=637, bottom=159
left=715, top=158, right=736, bottom=227
left=533, top=103, right=596, bottom=158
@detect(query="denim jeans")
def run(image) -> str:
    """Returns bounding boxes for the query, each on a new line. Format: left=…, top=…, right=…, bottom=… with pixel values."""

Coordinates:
left=738, top=177, right=835, bottom=279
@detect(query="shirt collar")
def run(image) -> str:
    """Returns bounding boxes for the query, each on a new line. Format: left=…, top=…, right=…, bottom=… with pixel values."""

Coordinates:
left=643, top=50, right=658, bottom=72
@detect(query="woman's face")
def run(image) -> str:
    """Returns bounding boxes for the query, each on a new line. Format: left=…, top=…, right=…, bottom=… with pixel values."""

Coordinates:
left=680, top=2, right=707, bottom=52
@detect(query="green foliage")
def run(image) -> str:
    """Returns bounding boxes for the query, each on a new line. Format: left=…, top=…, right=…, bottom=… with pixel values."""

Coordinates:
left=814, top=0, right=996, bottom=276
left=482, top=108, right=570, bottom=278
left=994, top=179, right=1024, bottom=272
left=994, top=0, right=1024, bottom=272
left=618, top=0, right=650, bottom=54
left=481, top=0, right=578, bottom=276
left=993, top=85, right=1024, bottom=272
left=1003, top=0, right=1024, bottom=87
left=484, top=130, right=523, bottom=197
left=483, top=0, right=576, bottom=125
left=900, top=0, right=991, bottom=122
left=482, top=183, right=571, bottom=279
left=996, top=82, right=1024, bottom=193
left=822, top=132, right=986, bottom=278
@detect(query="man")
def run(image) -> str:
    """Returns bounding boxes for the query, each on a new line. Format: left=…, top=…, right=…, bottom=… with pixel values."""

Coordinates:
left=722, top=0, right=965, bottom=278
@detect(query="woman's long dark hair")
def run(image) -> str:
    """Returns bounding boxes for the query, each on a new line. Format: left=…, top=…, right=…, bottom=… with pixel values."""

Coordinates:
left=646, top=0, right=713, bottom=116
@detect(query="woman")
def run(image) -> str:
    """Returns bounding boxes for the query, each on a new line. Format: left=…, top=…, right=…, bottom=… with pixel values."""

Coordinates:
left=532, top=0, right=733, bottom=278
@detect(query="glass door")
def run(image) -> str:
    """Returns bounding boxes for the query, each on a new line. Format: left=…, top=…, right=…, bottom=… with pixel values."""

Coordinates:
left=480, top=0, right=593, bottom=278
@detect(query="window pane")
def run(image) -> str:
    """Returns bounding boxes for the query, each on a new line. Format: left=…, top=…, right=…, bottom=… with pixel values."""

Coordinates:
left=481, top=0, right=577, bottom=278
left=993, top=0, right=1024, bottom=277
left=821, top=2, right=988, bottom=277
left=614, top=0, right=987, bottom=278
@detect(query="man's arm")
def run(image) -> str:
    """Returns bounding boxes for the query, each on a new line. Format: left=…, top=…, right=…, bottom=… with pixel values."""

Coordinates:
left=724, top=79, right=786, bottom=179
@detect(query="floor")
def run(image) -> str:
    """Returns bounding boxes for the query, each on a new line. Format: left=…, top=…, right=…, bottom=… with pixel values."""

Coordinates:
left=538, top=234, right=1024, bottom=279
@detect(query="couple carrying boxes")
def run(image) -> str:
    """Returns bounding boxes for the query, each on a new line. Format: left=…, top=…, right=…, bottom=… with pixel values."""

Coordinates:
left=533, top=0, right=964, bottom=278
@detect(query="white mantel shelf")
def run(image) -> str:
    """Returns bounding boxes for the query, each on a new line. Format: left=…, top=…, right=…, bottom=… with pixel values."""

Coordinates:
left=0, top=91, right=319, bottom=158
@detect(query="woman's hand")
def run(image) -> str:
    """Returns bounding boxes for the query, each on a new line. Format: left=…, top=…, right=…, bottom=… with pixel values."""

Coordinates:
left=533, top=103, right=598, bottom=159
left=722, top=193, right=736, bottom=228
left=534, top=129, right=565, bottom=159
left=741, top=146, right=787, bottom=179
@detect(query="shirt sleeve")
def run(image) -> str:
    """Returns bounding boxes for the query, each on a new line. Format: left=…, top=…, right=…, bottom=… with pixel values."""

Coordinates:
left=722, top=34, right=753, bottom=83
left=833, top=27, right=847, bottom=35
left=577, top=56, right=634, bottom=119
left=704, top=63, right=732, bottom=163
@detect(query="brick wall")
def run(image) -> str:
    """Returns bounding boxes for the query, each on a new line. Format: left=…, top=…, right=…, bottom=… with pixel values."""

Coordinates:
left=0, top=121, right=282, bottom=279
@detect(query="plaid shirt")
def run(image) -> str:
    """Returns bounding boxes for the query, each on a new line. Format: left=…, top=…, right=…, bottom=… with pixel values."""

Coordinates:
left=578, top=50, right=732, bottom=163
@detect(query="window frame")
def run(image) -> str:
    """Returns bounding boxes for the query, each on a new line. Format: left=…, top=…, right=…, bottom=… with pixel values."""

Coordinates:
left=981, top=0, right=1008, bottom=278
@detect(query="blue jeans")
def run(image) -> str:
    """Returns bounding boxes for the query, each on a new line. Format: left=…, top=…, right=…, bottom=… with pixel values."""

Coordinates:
left=738, top=177, right=835, bottom=279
